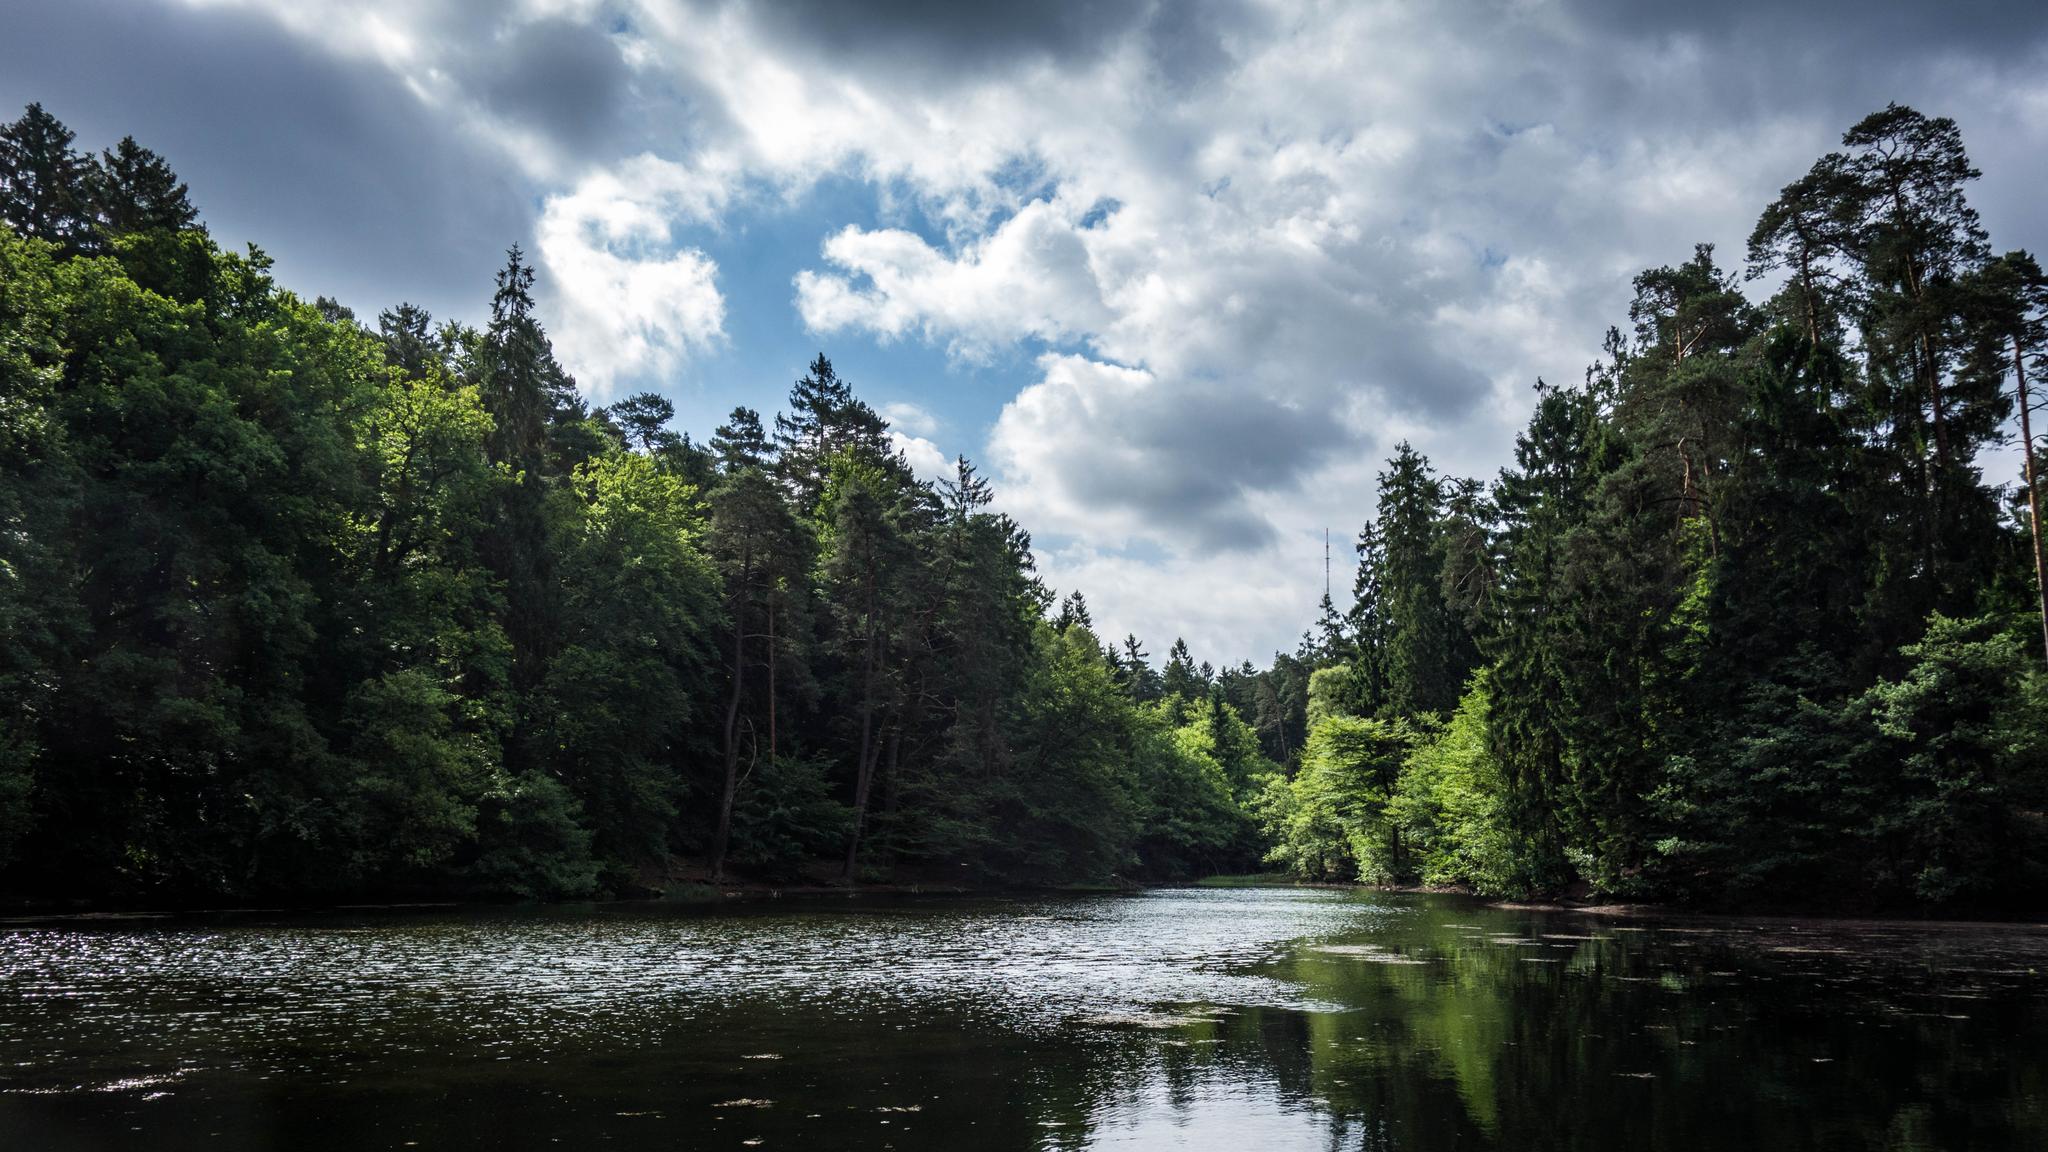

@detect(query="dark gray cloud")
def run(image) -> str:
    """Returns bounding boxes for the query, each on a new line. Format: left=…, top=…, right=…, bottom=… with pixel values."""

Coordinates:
left=740, top=0, right=1265, bottom=93
left=458, top=17, right=636, bottom=163
left=746, top=0, right=1143, bottom=74
left=0, top=0, right=530, bottom=326
left=1112, top=386, right=1351, bottom=552
left=1140, top=0, right=1268, bottom=91
left=1571, top=0, right=2048, bottom=62
left=1541, top=0, right=2048, bottom=151
left=1541, top=0, right=2048, bottom=314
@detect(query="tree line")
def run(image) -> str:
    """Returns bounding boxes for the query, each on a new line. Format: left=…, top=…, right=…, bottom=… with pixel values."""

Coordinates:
left=5, top=100, right=2044, bottom=910
left=0, top=103, right=1267, bottom=902
left=1261, top=104, right=2048, bottom=911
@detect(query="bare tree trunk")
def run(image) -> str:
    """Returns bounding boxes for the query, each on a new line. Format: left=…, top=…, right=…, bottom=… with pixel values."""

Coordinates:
left=2017, top=334, right=2048, bottom=664
left=843, top=625, right=881, bottom=883
left=843, top=722, right=884, bottom=883
left=1922, top=331, right=1950, bottom=470
left=710, top=557, right=751, bottom=882
left=766, top=590, right=777, bottom=765
left=1901, top=250, right=1952, bottom=475
left=881, top=728, right=901, bottom=816
left=1798, top=247, right=1820, bottom=351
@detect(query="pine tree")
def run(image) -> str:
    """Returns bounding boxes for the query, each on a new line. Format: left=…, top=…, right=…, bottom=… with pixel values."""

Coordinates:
left=605, top=393, right=681, bottom=454
left=1120, top=634, right=1163, bottom=702
left=377, top=303, right=438, bottom=380
left=1162, top=638, right=1202, bottom=701
left=825, top=470, right=912, bottom=881
left=481, top=245, right=584, bottom=475
left=473, top=247, right=585, bottom=764
left=92, top=136, right=197, bottom=234
left=1748, top=156, right=1857, bottom=352
left=1482, top=380, right=1606, bottom=890
left=0, top=104, right=97, bottom=250
left=1375, top=443, right=1475, bottom=718
left=711, top=406, right=771, bottom=471
left=1839, top=105, right=2001, bottom=607
left=1053, top=590, right=1093, bottom=632
left=1345, top=519, right=1390, bottom=714
left=774, top=355, right=890, bottom=512
left=1962, top=251, right=2048, bottom=661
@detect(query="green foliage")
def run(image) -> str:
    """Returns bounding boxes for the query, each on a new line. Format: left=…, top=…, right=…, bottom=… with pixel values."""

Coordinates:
left=0, top=232, right=66, bottom=869
left=726, top=754, right=851, bottom=880
left=1157, top=704, right=1262, bottom=865
left=1263, top=708, right=1413, bottom=883
left=342, top=669, right=492, bottom=878
left=0, top=104, right=97, bottom=250
left=466, top=768, right=600, bottom=900
left=1267, top=103, right=2048, bottom=912
left=0, top=105, right=1303, bottom=902
left=543, top=451, right=720, bottom=876
left=985, top=623, right=1143, bottom=883
left=6, top=99, right=2045, bottom=913
left=1860, top=614, right=2048, bottom=902
left=1385, top=684, right=1529, bottom=896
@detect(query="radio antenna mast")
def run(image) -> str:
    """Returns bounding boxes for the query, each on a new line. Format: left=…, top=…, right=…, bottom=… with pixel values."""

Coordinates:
left=1324, top=528, right=1330, bottom=600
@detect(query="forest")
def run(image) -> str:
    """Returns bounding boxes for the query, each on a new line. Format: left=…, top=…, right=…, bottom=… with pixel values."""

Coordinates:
left=0, top=100, right=2044, bottom=911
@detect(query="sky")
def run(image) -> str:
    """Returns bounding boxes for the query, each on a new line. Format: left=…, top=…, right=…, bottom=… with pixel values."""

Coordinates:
left=5, top=0, right=2048, bottom=666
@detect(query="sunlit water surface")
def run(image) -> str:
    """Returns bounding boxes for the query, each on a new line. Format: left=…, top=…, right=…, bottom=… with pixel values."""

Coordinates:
left=2, top=888, right=2044, bottom=1149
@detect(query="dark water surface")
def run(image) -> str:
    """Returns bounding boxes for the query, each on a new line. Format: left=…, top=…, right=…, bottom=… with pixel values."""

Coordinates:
left=3, top=888, right=2045, bottom=1150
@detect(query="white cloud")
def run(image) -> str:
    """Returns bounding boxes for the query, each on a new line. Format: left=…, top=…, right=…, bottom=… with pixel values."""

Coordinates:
left=878, top=401, right=938, bottom=437
left=1034, top=540, right=1335, bottom=670
left=987, top=355, right=1162, bottom=551
left=796, top=199, right=1113, bottom=360
left=137, top=0, right=2048, bottom=658
left=533, top=155, right=728, bottom=399
left=889, top=431, right=952, bottom=486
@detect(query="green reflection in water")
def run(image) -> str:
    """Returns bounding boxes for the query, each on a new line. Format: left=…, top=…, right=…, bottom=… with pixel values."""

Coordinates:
left=2, top=889, right=2043, bottom=1150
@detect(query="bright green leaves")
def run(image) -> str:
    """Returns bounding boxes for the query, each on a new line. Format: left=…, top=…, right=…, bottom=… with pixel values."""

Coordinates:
left=1262, top=709, right=1413, bottom=883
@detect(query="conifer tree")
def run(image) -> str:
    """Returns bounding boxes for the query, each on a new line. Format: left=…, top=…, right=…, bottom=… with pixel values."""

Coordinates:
left=92, top=136, right=197, bottom=234
left=0, top=104, right=97, bottom=250
left=605, top=392, right=681, bottom=455
left=712, top=406, right=771, bottom=471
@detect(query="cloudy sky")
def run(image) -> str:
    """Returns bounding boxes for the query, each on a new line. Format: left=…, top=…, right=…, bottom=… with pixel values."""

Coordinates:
left=6, top=1, right=2048, bottom=664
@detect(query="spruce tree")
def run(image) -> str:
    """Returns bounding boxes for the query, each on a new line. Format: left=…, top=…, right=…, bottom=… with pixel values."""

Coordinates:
left=0, top=104, right=97, bottom=250
left=93, top=136, right=197, bottom=234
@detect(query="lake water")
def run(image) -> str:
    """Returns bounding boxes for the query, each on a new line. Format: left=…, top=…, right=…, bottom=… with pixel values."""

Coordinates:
left=2, top=887, right=2044, bottom=1150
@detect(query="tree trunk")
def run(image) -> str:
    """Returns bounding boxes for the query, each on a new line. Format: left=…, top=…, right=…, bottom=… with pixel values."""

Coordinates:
left=710, top=557, right=751, bottom=882
left=843, top=720, right=884, bottom=883
left=1922, top=331, right=1950, bottom=471
left=843, top=624, right=881, bottom=883
left=881, top=728, right=901, bottom=817
left=1901, top=250, right=1952, bottom=474
left=766, top=590, right=777, bottom=765
left=2017, top=334, right=2048, bottom=664
left=1798, top=245, right=1820, bottom=351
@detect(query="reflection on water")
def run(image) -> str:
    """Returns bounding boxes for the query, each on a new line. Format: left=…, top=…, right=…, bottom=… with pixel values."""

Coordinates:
left=2, top=889, right=2044, bottom=1149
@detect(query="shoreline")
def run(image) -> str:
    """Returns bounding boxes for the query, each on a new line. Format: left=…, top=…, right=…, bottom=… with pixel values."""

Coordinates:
left=7, top=876, right=2046, bottom=931
left=1193, top=873, right=2048, bottom=929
